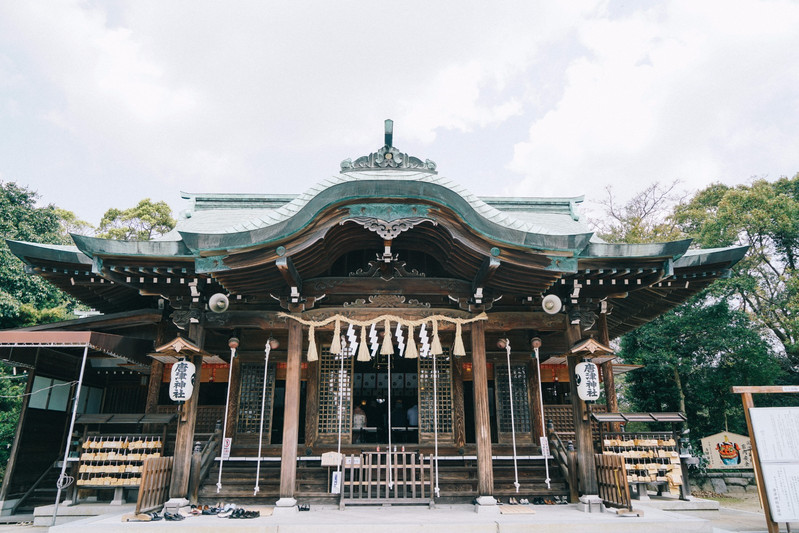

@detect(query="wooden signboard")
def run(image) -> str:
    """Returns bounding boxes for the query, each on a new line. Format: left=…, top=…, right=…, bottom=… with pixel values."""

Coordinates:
left=733, top=385, right=799, bottom=533
left=749, top=407, right=799, bottom=523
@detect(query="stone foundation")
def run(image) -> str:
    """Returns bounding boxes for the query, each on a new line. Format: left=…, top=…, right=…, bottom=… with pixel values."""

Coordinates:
left=691, top=471, right=757, bottom=495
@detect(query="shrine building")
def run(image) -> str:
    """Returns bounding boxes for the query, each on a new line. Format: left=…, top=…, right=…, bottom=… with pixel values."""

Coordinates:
left=0, top=121, right=746, bottom=513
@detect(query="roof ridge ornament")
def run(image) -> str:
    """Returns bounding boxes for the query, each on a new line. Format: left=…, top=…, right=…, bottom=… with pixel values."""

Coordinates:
left=341, top=119, right=437, bottom=174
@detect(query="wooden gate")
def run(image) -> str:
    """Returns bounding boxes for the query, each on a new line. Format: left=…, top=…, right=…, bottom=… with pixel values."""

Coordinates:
left=135, top=456, right=173, bottom=514
left=339, top=451, right=434, bottom=508
left=595, top=453, right=632, bottom=512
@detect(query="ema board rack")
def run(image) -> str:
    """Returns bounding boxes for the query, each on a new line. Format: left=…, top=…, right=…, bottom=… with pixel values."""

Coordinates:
left=77, top=435, right=162, bottom=487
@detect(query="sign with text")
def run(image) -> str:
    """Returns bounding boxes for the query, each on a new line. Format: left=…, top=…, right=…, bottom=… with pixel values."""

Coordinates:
left=221, top=438, right=232, bottom=460
left=169, top=359, right=196, bottom=402
left=750, top=407, right=799, bottom=522
left=701, top=432, right=753, bottom=469
left=574, top=361, right=600, bottom=401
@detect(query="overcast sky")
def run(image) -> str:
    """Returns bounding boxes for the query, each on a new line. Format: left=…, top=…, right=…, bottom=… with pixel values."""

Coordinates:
left=1, top=1, right=798, bottom=227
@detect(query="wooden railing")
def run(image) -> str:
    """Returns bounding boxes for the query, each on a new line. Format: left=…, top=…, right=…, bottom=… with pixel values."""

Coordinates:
left=135, top=456, right=174, bottom=514
left=188, top=424, right=222, bottom=504
left=339, top=451, right=434, bottom=509
left=595, top=453, right=632, bottom=512
left=547, top=423, right=579, bottom=503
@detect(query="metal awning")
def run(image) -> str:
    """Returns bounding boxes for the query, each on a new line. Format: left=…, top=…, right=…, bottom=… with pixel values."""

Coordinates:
left=0, top=331, right=154, bottom=369
left=591, top=412, right=687, bottom=423
left=75, top=413, right=177, bottom=425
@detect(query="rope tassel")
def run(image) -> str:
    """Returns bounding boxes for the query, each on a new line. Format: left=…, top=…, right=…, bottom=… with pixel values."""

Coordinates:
left=381, top=319, right=394, bottom=355
left=453, top=322, right=466, bottom=356
left=330, top=320, right=341, bottom=354
left=431, top=320, right=443, bottom=356
left=405, top=325, right=419, bottom=359
left=357, top=325, right=371, bottom=361
left=307, top=325, right=318, bottom=362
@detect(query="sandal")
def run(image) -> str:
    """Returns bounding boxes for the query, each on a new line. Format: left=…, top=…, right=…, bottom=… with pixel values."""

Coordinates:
left=298, top=504, right=310, bottom=512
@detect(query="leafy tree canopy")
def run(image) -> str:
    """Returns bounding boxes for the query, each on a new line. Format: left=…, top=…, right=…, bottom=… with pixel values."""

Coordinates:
left=0, top=181, right=76, bottom=329
left=674, top=174, right=799, bottom=368
left=620, top=298, right=780, bottom=439
left=96, top=199, right=176, bottom=241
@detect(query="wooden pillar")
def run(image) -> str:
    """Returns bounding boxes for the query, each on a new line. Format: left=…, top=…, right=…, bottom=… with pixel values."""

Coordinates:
left=597, top=313, right=619, bottom=431
left=471, top=320, right=493, bottom=496
left=528, top=360, right=544, bottom=440
left=601, top=361, right=620, bottom=431
left=145, top=360, right=164, bottom=414
left=169, top=324, right=204, bottom=498
left=304, top=358, right=319, bottom=449
left=451, top=358, right=466, bottom=449
left=278, top=320, right=302, bottom=503
left=225, top=357, right=241, bottom=439
left=566, top=323, right=598, bottom=495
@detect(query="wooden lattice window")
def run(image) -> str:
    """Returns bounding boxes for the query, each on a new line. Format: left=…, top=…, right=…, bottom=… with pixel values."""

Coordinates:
left=236, top=363, right=276, bottom=437
left=495, top=364, right=532, bottom=444
left=318, top=349, right=353, bottom=440
left=418, top=351, right=453, bottom=443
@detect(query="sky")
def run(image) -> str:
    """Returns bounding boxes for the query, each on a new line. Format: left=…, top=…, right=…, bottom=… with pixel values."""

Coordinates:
left=1, top=1, right=798, bottom=227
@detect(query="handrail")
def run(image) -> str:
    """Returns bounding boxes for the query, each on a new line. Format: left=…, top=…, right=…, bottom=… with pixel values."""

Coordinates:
left=9, top=457, right=59, bottom=515
left=188, top=422, right=222, bottom=503
left=547, top=422, right=579, bottom=502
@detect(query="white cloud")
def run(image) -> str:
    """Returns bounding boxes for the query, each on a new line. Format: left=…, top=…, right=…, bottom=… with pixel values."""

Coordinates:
left=0, top=1, right=797, bottom=224
left=510, top=0, right=799, bottom=207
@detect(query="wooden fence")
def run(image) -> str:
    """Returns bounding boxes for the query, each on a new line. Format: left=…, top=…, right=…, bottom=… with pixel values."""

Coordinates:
left=340, top=451, right=434, bottom=509
left=135, top=456, right=174, bottom=514
left=594, top=453, right=632, bottom=512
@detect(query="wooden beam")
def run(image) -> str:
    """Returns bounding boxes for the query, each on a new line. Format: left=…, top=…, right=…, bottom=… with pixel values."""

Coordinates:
left=740, top=392, right=779, bottom=533
left=528, top=359, right=544, bottom=441
left=304, top=358, right=320, bottom=449
left=472, top=256, right=500, bottom=296
left=226, top=357, right=242, bottom=439
left=471, top=320, right=493, bottom=496
left=169, top=322, right=204, bottom=498
left=451, top=359, right=466, bottom=449
left=566, top=323, right=598, bottom=495
left=279, top=319, right=303, bottom=501
left=276, top=256, right=302, bottom=295
left=601, top=360, right=620, bottom=433
left=145, top=360, right=164, bottom=414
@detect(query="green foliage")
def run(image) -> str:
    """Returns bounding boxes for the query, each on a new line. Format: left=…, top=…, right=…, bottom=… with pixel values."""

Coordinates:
left=0, top=367, right=26, bottom=480
left=96, top=198, right=176, bottom=241
left=620, top=298, right=781, bottom=442
left=674, top=174, right=799, bottom=369
left=0, top=181, right=76, bottom=329
left=54, top=208, right=94, bottom=236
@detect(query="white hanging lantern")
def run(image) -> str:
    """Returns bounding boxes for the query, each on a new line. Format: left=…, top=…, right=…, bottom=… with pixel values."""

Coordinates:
left=574, top=361, right=600, bottom=401
left=169, top=359, right=196, bottom=402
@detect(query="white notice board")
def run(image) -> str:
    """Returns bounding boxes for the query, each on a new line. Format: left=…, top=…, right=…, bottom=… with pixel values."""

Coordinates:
left=749, top=407, right=799, bottom=522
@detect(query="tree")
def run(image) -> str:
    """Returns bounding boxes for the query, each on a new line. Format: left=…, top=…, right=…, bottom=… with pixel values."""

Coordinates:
left=674, top=174, right=799, bottom=371
left=594, top=180, right=790, bottom=444
left=96, top=199, right=176, bottom=241
left=620, top=298, right=781, bottom=440
left=55, top=208, right=94, bottom=236
left=591, top=181, right=687, bottom=244
left=0, top=182, right=75, bottom=329
left=0, top=182, right=80, bottom=479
